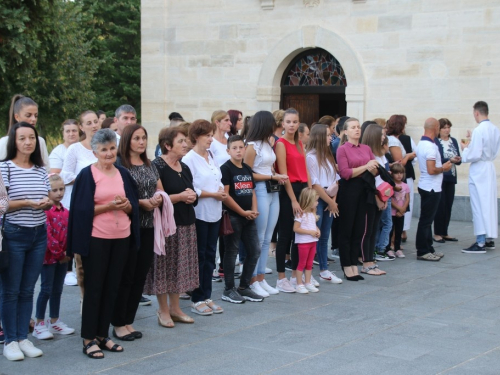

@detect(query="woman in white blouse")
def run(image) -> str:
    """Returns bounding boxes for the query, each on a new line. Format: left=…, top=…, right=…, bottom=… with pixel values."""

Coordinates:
left=305, top=124, right=342, bottom=284
left=244, top=111, right=288, bottom=297
left=49, top=120, right=80, bottom=174
left=61, top=111, right=101, bottom=209
left=183, top=120, right=227, bottom=316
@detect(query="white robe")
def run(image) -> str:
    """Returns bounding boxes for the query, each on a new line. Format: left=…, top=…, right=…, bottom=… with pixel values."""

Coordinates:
left=461, top=120, right=500, bottom=238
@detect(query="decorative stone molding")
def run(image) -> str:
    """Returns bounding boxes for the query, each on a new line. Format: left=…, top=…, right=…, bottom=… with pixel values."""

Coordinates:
left=352, top=0, right=367, bottom=3
left=261, top=0, right=274, bottom=10
left=304, top=0, right=320, bottom=6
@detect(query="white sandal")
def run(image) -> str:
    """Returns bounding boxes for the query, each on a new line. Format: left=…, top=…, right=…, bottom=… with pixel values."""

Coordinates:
left=191, top=301, right=213, bottom=316
left=205, top=299, right=224, bottom=314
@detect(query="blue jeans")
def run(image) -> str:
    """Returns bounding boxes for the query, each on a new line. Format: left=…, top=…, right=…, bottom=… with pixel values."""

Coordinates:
left=192, top=219, right=220, bottom=303
left=375, top=199, right=392, bottom=251
left=253, top=182, right=280, bottom=276
left=316, top=198, right=334, bottom=271
left=35, top=262, right=67, bottom=320
left=1, top=222, right=46, bottom=343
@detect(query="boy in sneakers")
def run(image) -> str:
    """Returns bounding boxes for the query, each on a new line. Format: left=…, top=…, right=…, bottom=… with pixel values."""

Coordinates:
left=220, top=136, right=263, bottom=303
left=33, top=175, right=75, bottom=340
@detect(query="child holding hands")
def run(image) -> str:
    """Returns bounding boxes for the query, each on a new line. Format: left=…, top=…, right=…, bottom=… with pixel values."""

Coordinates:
left=389, top=164, right=410, bottom=258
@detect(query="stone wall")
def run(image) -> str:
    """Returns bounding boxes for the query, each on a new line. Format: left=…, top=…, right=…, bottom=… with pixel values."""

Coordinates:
left=141, top=0, right=500, bottom=198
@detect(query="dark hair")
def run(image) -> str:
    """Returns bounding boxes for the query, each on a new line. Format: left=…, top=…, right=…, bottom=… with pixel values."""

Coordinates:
left=386, top=115, right=406, bottom=136
left=360, top=121, right=377, bottom=141
left=158, top=126, right=187, bottom=155
left=101, top=117, right=115, bottom=129
left=227, top=134, right=244, bottom=149
left=3, top=122, right=44, bottom=167
left=241, top=116, right=252, bottom=139
left=361, top=123, right=384, bottom=157
left=298, top=123, right=309, bottom=133
left=335, top=116, right=349, bottom=135
left=473, top=101, right=489, bottom=116
left=390, top=162, right=405, bottom=178
left=438, top=118, right=452, bottom=129
left=168, top=112, right=183, bottom=121
left=318, top=115, right=336, bottom=128
left=96, top=110, right=106, bottom=118
left=8, top=94, right=38, bottom=131
left=246, top=111, right=274, bottom=144
left=61, top=119, right=78, bottom=129
left=227, top=109, right=242, bottom=136
left=189, top=119, right=216, bottom=145
left=118, top=124, right=150, bottom=169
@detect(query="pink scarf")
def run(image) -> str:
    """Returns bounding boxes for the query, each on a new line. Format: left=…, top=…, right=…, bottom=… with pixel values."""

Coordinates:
left=153, top=191, right=176, bottom=256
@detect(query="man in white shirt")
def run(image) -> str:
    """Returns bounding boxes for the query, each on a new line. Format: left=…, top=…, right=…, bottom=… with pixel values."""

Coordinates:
left=415, top=118, right=452, bottom=261
left=461, top=101, right=500, bottom=253
left=114, top=104, right=137, bottom=146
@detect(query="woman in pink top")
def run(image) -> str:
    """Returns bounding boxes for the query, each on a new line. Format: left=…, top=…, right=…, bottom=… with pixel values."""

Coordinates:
left=336, top=118, right=379, bottom=281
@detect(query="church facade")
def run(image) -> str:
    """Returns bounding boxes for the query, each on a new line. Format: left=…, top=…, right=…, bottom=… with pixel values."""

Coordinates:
left=141, top=0, right=500, bottom=220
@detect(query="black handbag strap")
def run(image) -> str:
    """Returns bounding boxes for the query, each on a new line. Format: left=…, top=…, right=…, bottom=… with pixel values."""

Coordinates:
left=1, top=161, right=11, bottom=233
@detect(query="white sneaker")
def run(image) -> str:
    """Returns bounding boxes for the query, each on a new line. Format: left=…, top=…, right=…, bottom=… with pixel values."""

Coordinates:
left=64, top=272, right=77, bottom=286
left=250, top=281, right=269, bottom=298
left=3, top=341, right=24, bottom=361
left=32, top=321, right=54, bottom=340
left=276, top=278, right=296, bottom=293
left=265, top=267, right=272, bottom=274
left=305, top=283, right=319, bottom=293
left=47, top=319, right=75, bottom=335
left=296, top=284, right=309, bottom=294
left=18, top=339, right=43, bottom=358
left=302, top=274, right=320, bottom=287
left=290, top=277, right=297, bottom=289
left=260, top=280, right=279, bottom=295
left=319, top=270, right=343, bottom=284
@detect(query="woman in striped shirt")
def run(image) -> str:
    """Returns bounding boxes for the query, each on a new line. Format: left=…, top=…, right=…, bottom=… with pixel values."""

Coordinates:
left=0, top=122, right=52, bottom=361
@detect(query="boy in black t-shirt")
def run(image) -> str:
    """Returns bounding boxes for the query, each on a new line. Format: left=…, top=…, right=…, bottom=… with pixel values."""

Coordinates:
left=220, top=135, right=264, bottom=303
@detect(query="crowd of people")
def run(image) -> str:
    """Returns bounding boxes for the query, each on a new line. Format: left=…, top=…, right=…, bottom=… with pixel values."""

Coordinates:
left=0, top=94, right=498, bottom=361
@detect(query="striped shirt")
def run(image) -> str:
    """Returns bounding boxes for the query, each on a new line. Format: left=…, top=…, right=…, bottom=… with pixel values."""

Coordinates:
left=0, top=160, right=50, bottom=227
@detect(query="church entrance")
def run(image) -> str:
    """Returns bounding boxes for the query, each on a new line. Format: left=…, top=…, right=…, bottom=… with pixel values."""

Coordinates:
left=280, top=48, right=347, bottom=126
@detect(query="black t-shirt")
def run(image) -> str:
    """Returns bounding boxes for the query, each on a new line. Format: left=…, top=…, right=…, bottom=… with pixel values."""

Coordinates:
left=221, top=160, right=255, bottom=216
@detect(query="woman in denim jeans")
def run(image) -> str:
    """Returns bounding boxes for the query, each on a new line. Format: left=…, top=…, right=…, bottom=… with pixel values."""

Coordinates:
left=244, top=111, right=288, bottom=297
left=0, top=123, right=52, bottom=361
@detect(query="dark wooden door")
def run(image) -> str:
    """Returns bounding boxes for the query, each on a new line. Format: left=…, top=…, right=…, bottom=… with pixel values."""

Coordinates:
left=283, top=94, right=319, bottom=127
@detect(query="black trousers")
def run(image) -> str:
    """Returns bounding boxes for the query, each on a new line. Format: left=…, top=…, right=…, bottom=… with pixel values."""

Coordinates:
left=362, top=206, right=381, bottom=263
left=218, top=236, right=225, bottom=271
left=112, top=228, right=154, bottom=327
left=391, top=215, right=405, bottom=251
left=337, top=178, right=375, bottom=268
left=416, top=188, right=441, bottom=256
left=330, top=215, right=339, bottom=250
left=81, top=236, right=130, bottom=339
left=276, top=182, right=307, bottom=273
left=433, top=181, right=455, bottom=237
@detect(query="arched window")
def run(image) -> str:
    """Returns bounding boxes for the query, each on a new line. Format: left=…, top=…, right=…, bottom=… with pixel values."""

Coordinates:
left=283, top=48, right=347, bottom=87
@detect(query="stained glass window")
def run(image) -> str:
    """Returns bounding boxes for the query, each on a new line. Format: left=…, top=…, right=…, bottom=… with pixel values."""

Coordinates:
left=283, top=49, right=347, bottom=87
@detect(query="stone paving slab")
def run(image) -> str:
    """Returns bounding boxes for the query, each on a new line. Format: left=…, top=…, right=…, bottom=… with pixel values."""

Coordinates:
left=1, top=219, right=500, bottom=374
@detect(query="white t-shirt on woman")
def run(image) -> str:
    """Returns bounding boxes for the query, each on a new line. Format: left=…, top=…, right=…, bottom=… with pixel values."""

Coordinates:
left=209, top=138, right=230, bottom=168
left=306, top=151, right=338, bottom=188
left=246, top=140, right=276, bottom=176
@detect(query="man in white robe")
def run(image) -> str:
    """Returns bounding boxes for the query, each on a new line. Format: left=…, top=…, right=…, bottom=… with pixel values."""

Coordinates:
left=461, top=101, right=500, bottom=253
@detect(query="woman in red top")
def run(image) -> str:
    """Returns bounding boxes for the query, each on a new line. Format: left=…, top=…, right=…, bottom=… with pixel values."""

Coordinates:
left=336, top=118, right=379, bottom=280
left=275, top=108, right=311, bottom=293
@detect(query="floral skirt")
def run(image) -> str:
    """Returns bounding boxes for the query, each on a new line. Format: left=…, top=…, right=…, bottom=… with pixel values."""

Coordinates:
left=143, top=224, right=199, bottom=294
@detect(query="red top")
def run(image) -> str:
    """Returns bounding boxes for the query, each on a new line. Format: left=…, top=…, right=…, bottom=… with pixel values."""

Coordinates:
left=45, top=204, right=69, bottom=265
left=337, top=142, right=375, bottom=180
left=275, top=138, right=308, bottom=183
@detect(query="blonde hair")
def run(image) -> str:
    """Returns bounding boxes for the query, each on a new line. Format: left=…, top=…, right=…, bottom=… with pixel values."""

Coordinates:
left=373, top=118, right=386, bottom=128
left=48, top=174, right=64, bottom=185
left=211, top=110, right=228, bottom=125
left=341, top=117, right=360, bottom=145
left=298, top=188, right=319, bottom=220
left=273, top=109, right=285, bottom=131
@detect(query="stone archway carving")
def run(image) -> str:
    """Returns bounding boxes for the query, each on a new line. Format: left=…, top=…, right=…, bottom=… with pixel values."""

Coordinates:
left=257, top=25, right=366, bottom=121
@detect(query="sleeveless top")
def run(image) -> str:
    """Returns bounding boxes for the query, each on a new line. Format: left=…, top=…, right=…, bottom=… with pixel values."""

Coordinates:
left=275, top=138, right=308, bottom=183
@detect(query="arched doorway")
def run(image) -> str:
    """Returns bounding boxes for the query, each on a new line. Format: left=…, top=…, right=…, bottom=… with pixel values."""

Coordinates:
left=280, top=48, right=347, bottom=126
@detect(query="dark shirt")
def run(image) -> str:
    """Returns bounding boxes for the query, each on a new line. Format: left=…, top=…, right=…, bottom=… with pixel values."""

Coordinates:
left=152, top=157, right=198, bottom=226
left=331, top=137, right=341, bottom=159
left=221, top=160, right=255, bottom=216
left=127, top=163, right=160, bottom=228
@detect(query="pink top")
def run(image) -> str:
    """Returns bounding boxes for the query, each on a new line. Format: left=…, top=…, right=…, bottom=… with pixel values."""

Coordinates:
left=45, top=205, right=69, bottom=264
left=91, top=165, right=131, bottom=239
left=391, top=182, right=410, bottom=216
left=275, top=138, right=308, bottom=183
left=336, top=142, right=375, bottom=180
left=294, top=212, right=319, bottom=244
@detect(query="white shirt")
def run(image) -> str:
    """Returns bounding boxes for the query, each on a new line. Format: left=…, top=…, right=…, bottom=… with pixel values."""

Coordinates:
left=388, top=135, right=406, bottom=159
left=294, top=212, right=319, bottom=244
left=182, top=149, right=223, bottom=223
left=375, top=155, right=388, bottom=187
left=306, top=151, right=338, bottom=188
left=49, top=144, right=68, bottom=170
left=61, top=142, right=97, bottom=208
left=416, top=138, right=442, bottom=192
left=0, top=135, right=50, bottom=171
left=209, top=138, right=230, bottom=168
left=116, top=133, right=121, bottom=147
left=246, top=141, right=276, bottom=175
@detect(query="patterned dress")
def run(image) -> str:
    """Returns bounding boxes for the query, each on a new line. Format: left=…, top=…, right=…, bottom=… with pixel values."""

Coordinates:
left=144, top=157, right=199, bottom=294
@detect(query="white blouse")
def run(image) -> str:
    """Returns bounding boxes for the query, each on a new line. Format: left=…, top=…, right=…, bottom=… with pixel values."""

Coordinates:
left=246, top=141, right=276, bottom=175
left=182, top=149, right=223, bottom=223
left=49, top=143, right=68, bottom=170
left=375, top=155, right=388, bottom=187
left=388, top=135, right=406, bottom=159
left=306, top=151, right=338, bottom=188
left=209, top=138, right=230, bottom=168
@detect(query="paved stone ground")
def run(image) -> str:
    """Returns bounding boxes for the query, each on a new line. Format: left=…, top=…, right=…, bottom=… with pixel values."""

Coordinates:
left=2, top=218, right=500, bottom=375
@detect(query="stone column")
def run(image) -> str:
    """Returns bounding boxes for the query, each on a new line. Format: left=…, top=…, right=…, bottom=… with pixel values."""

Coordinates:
left=345, top=86, right=365, bottom=123
left=141, top=0, right=168, bottom=155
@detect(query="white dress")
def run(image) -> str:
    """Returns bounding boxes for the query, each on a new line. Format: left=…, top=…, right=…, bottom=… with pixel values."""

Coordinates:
left=461, top=120, right=500, bottom=238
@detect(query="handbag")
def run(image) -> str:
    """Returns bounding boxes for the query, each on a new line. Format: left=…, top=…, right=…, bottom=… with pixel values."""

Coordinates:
left=376, top=182, right=394, bottom=202
left=265, top=179, right=281, bottom=193
left=325, top=181, right=339, bottom=198
left=219, top=210, right=234, bottom=236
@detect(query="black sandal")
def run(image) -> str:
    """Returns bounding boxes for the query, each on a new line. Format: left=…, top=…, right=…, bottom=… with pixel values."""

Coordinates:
left=97, top=337, right=124, bottom=352
left=83, top=340, right=104, bottom=359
